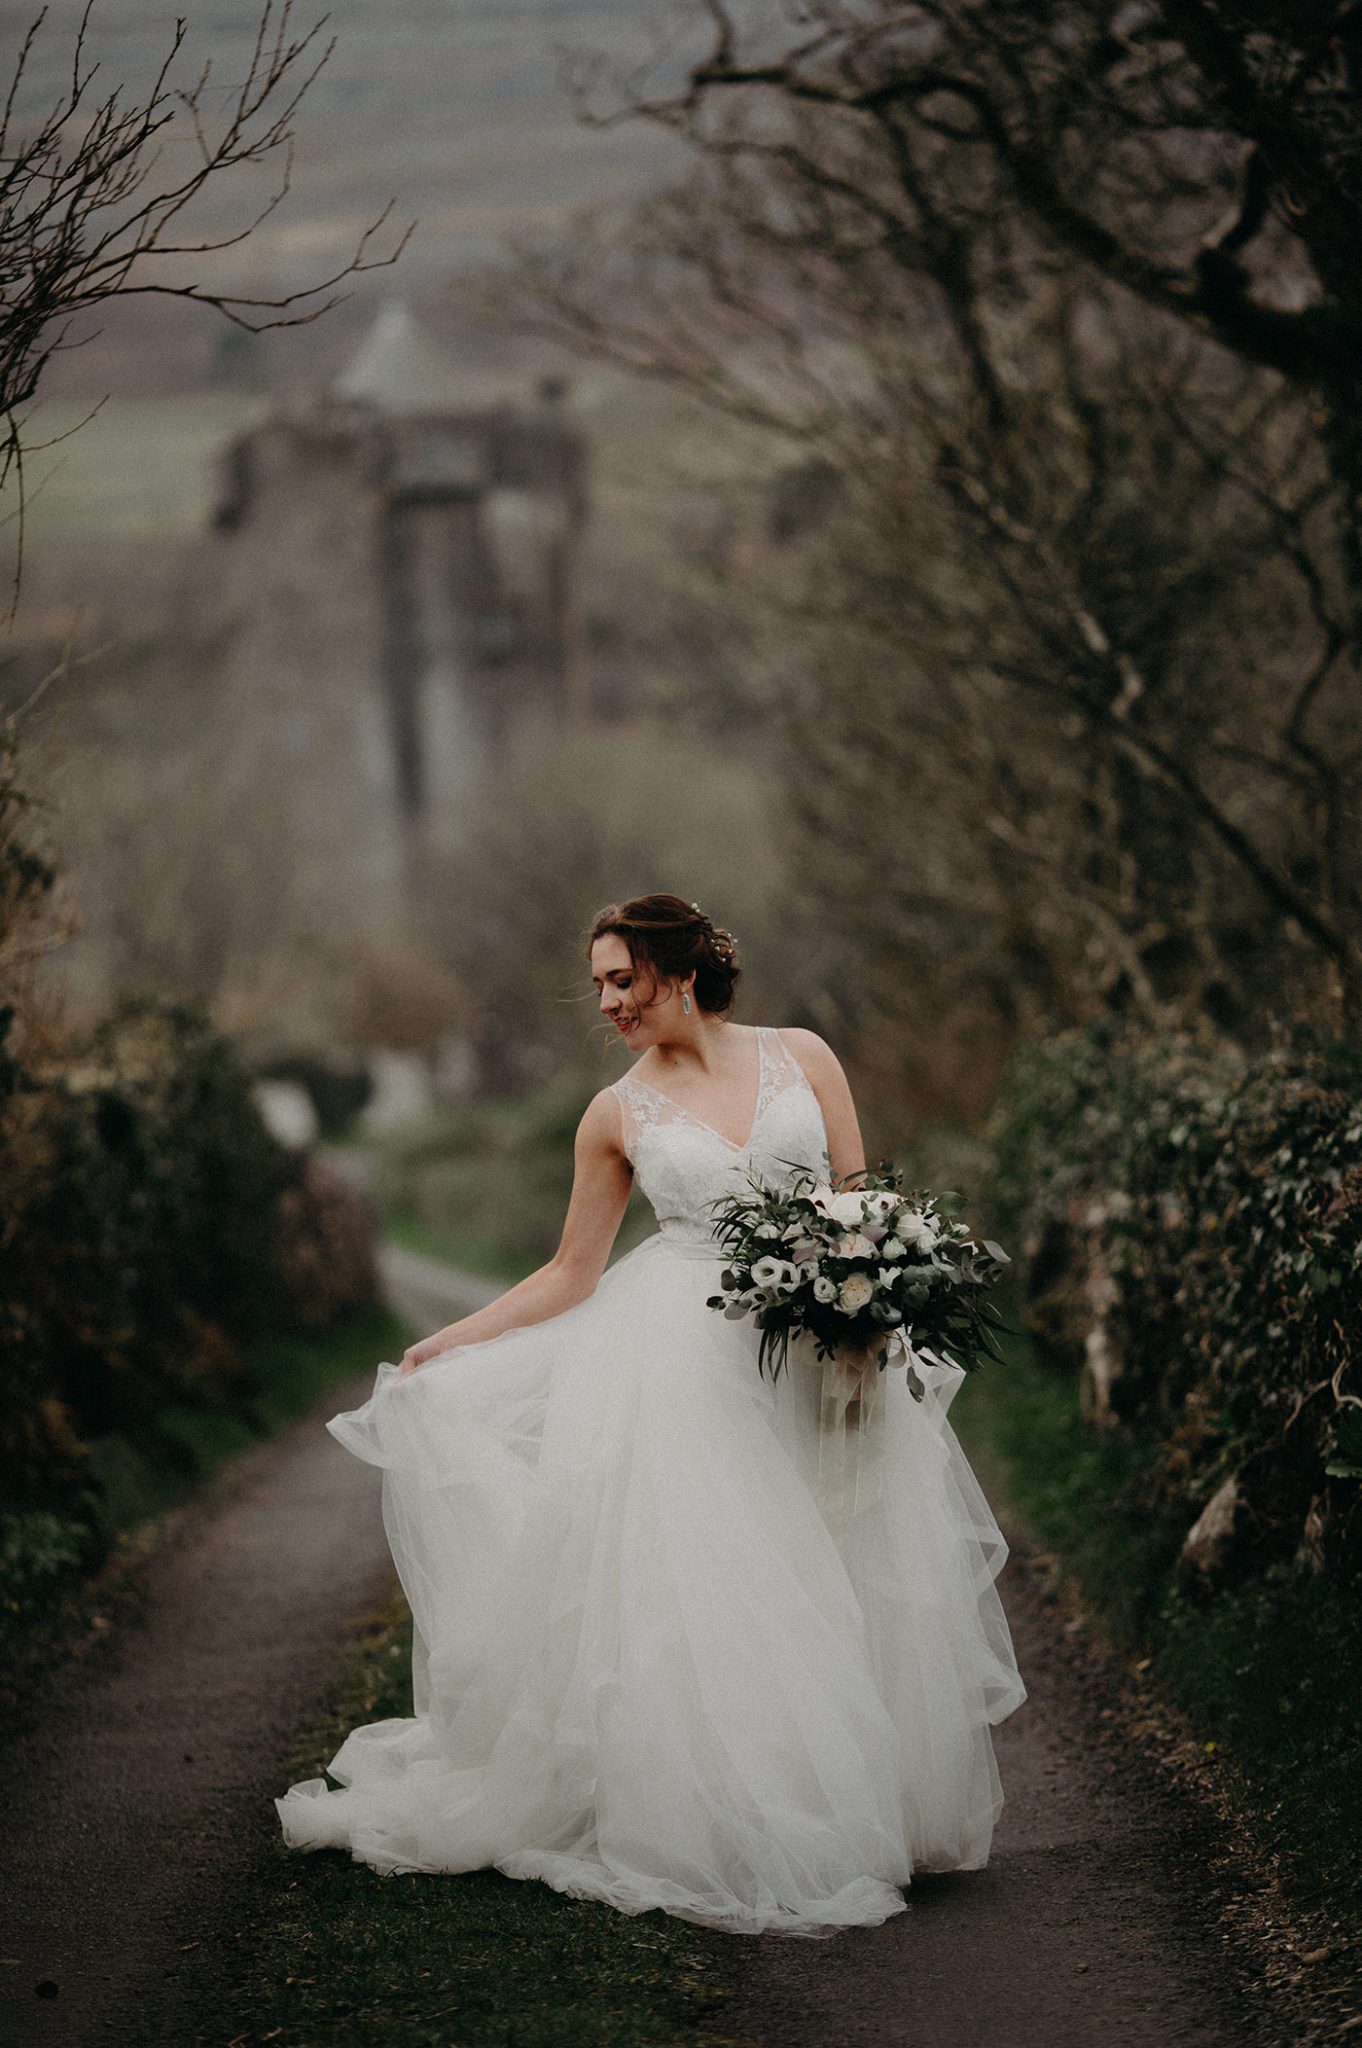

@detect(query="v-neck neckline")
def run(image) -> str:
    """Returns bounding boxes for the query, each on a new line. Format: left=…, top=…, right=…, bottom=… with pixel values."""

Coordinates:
left=630, top=1027, right=767, bottom=1154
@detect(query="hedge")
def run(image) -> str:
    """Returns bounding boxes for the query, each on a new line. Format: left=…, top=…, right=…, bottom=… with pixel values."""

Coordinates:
left=988, top=1025, right=1362, bottom=1588
left=0, top=999, right=379, bottom=1578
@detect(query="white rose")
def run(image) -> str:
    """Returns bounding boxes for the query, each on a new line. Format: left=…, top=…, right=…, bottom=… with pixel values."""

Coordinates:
left=895, top=1209, right=941, bottom=1253
left=835, top=1231, right=878, bottom=1262
left=751, top=1254, right=799, bottom=1292
left=756, top=1221, right=781, bottom=1240
left=866, top=1189, right=900, bottom=1216
left=826, top=1191, right=869, bottom=1229
left=799, top=1260, right=821, bottom=1282
left=837, top=1272, right=874, bottom=1314
left=880, top=1236, right=905, bottom=1261
left=813, top=1275, right=838, bottom=1303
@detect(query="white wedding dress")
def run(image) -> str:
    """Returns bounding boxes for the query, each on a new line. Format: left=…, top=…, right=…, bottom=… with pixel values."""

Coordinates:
left=275, top=1027, right=1027, bottom=1935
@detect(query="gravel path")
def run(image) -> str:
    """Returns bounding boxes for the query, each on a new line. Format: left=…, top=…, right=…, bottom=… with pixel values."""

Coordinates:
left=0, top=1248, right=1307, bottom=2048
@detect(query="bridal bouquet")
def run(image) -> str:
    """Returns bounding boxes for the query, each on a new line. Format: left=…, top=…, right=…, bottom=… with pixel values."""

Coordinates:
left=705, top=1165, right=1011, bottom=1402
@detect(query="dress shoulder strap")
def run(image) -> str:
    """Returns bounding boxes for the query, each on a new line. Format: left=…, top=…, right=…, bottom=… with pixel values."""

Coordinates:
left=610, top=1072, right=663, bottom=1163
left=755, top=1025, right=807, bottom=1112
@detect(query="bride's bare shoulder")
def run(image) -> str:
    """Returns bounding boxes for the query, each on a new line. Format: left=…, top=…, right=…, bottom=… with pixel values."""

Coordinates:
left=579, top=1086, right=628, bottom=1144
left=775, top=1026, right=844, bottom=1076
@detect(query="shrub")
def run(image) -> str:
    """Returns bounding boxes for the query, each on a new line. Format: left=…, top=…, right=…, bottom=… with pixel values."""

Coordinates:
left=276, top=1153, right=381, bottom=1329
left=989, top=1026, right=1362, bottom=1586
left=0, top=721, right=383, bottom=1636
left=0, top=1001, right=380, bottom=1520
left=0, top=1510, right=92, bottom=1627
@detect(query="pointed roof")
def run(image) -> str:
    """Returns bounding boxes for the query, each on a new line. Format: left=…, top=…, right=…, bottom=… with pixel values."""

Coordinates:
left=331, top=300, right=464, bottom=415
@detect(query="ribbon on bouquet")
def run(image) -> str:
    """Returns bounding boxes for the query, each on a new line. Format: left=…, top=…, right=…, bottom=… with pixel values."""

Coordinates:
left=815, top=1344, right=885, bottom=1532
left=814, top=1328, right=946, bottom=1528
left=806, top=1331, right=938, bottom=1535
left=810, top=1330, right=907, bottom=1531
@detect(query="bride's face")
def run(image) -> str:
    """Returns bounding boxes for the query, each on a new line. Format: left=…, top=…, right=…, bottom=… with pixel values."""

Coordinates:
left=591, top=932, right=683, bottom=1048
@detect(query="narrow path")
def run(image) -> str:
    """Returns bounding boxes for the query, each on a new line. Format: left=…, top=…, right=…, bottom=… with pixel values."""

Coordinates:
left=0, top=1250, right=495, bottom=2048
left=0, top=1246, right=1304, bottom=2048
left=377, top=1239, right=504, bottom=1338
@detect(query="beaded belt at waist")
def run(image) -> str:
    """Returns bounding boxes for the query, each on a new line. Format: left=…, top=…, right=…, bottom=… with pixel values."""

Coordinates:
left=653, top=1232, right=725, bottom=1261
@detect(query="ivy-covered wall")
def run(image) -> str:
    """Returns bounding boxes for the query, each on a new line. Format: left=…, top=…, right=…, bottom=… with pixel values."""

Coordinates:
left=989, top=1026, right=1362, bottom=1588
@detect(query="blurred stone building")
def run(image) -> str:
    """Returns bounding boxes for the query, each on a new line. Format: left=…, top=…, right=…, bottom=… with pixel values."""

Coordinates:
left=206, top=300, right=590, bottom=934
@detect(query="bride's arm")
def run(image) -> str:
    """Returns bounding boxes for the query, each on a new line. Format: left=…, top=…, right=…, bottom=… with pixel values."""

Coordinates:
left=398, top=1090, right=633, bottom=1374
left=780, top=1027, right=868, bottom=1185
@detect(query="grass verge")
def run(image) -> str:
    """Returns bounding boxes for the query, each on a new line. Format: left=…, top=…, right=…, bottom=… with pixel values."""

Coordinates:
left=83, top=1306, right=410, bottom=1533
left=363, top=1084, right=660, bottom=1288
left=240, top=1591, right=750, bottom=2048
left=383, top=1208, right=531, bottom=1285
left=953, top=1334, right=1362, bottom=2004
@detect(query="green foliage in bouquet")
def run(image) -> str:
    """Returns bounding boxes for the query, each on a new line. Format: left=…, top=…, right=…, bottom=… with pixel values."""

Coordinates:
left=706, top=1161, right=1011, bottom=1394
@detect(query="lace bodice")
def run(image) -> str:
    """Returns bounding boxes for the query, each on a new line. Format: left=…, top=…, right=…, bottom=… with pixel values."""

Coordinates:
left=612, top=1027, right=829, bottom=1253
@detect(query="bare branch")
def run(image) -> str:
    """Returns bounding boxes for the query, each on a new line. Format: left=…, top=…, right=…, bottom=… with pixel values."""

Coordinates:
left=0, top=0, right=414, bottom=601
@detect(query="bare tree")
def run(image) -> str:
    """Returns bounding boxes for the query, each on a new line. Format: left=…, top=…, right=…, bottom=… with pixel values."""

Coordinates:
left=772, top=327, right=1356, bottom=1036
left=490, top=0, right=1362, bottom=1045
left=552, top=2, right=1362, bottom=611
left=0, top=1, right=412, bottom=561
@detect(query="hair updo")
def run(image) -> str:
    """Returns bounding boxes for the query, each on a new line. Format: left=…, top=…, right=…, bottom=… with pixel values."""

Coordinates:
left=587, top=893, right=742, bottom=1016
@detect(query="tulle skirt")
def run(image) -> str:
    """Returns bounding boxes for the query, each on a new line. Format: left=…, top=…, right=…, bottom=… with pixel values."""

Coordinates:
left=274, top=1232, right=1027, bottom=1936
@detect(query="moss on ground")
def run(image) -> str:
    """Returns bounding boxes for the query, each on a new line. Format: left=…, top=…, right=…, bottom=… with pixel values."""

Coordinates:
left=244, top=1593, right=751, bottom=2048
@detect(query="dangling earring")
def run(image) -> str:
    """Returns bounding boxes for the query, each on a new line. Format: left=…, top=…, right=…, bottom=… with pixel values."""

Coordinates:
left=682, top=991, right=692, bottom=1016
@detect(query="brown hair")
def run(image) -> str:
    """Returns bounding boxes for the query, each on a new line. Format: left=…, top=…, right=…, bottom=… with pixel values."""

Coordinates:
left=588, top=893, right=742, bottom=1016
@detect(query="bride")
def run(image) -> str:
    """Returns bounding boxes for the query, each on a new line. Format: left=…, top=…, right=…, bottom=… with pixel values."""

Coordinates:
left=275, top=892, right=1027, bottom=1935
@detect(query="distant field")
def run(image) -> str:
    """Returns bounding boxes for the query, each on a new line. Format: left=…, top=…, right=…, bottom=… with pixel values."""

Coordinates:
left=15, top=396, right=267, bottom=543
left=4, top=0, right=774, bottom=583
left=9, top=0, right=688, bottom=401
